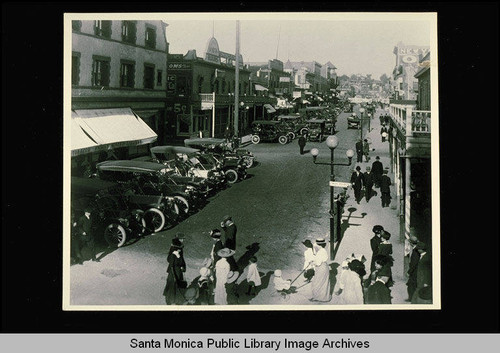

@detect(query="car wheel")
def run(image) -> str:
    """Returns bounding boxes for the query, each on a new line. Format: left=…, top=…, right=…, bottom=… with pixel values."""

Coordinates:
left=104, top=223, right=127, bottom=248
left=174, top=195, right=190, bottom=215
left=225, top=169, right=238, bottom=184
left=278, top=135, right=288, bottom=145
left=242, top=156, right=254, bottom=168
left=288, top=132, right=296, bottom=140
left=144, top=207, right=166, bottom=233
left=300, top=128, right=309, bottom=136
left=251, top=135, right=260, bottom=144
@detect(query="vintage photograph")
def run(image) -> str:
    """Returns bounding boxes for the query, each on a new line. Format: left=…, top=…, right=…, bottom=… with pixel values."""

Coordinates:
left=64, top=12, right=439, bottom=310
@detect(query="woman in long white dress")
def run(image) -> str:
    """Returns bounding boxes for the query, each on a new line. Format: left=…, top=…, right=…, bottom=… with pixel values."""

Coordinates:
left=310, top=238, right=332, bottom=302
left=214, top=248, right=234, bottom=305
left=336, top=259, right=365, bottom=304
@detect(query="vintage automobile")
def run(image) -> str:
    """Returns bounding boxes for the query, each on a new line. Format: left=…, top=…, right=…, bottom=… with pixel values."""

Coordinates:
left=277, top=115, right=308, bottom=139
left=347, top=113, right=361, bottom=129
left=184, top=137, right=255, bottom=168
left=251, top=120, right=292, bottom=145
left=149, top=146, right=227, bottom=188
left=96, top=160, right=207, bottom=217
left=71, top=177, right=162, bottom=248
left=305, top=119, right=326, bottom=142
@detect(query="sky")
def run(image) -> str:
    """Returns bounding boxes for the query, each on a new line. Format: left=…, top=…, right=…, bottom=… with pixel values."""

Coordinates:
left=163, top=13, right=434, bottom=79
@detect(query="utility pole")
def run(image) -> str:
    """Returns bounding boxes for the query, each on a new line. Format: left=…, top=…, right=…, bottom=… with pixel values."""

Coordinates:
left=234, top=20, right=240, bottom=139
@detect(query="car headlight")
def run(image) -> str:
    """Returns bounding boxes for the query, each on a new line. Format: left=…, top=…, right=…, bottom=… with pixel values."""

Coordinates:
left=119, top=218, right=129, bottom=227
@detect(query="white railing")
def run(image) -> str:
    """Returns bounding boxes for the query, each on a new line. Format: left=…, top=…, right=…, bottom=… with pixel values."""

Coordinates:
left=389, top=104, right=431, bottom=135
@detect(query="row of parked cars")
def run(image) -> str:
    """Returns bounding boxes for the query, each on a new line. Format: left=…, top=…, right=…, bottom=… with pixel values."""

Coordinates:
left=250, top=108, right=340, bottom=145
left=71, top=140, right=256, bottom=248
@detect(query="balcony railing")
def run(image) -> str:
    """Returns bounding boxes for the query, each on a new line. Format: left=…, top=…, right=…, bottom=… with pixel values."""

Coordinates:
left=389, top=104, right=431, bottom=136
left=199, top=93, right=273, bottom=105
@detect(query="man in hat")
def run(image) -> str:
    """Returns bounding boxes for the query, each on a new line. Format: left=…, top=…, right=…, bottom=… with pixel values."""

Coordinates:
left=414, top=242, right=432, bottom=302
left=363, top=166, right=374, bottom=202
left=405, top=235, right=421, bottom=302
left=380, top=124, right=388, bottom=142
left=75, top=207, right=98, bottom=262
left=380, top=168, right=392, bottom=207
left=214, top=248, right=236, bottom=305
left=175, top=232, right=186, bottom=272
left=355, top=139, right=364, bottom=163
left=371, top=156, right=383, bottom=188
left=221, top=215, right=238, bottom=271
left=370, top=225, right=384, bottom=271
left=298, top=134, right=307, bottom=155
left=350, top=166, right=365, bottom=204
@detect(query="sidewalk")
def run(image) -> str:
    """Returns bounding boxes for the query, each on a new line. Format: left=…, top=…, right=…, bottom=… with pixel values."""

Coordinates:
left=246, top=108, right=407, bottom=306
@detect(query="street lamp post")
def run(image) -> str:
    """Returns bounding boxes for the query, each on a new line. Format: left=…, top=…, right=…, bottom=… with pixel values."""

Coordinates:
left=359, top=107, right=365, bottom=141
left=311, top=136, right=355, bottom=260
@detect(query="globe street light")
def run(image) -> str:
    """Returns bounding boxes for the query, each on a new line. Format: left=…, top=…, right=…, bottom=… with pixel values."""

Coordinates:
left=311, top=136, right=355, bottom=259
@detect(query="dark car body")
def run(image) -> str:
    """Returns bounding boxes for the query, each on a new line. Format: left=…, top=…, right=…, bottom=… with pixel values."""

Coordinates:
left=305, top=119, right=326, bottom=141
left=277, top=115, right=308, bottom=139
left=347, top=114, right=361, bottom=129
left=71, top=177, right=152, bottom=247
left=96, top=160, right=206, bottom=216
left=184, top=137, right=255, bottom=169
left=251, top=120, right=291, bottom=145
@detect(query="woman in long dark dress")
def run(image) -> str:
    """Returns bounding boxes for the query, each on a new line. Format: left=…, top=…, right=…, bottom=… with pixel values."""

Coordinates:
left=163, top=238, right=186, bottom=305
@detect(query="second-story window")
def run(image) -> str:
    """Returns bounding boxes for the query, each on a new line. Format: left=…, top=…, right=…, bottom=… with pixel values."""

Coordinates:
left=145, top=26, right=156, bottom=49
left=121, top=21, right=137, bottom=44
left=120, top=61, right=135, bottom=88
left=156, top=70, right=163, bottom=86
left=94, top=20, right=112, bottom=38
left=91, top=56, right=110, bottom=87
left=197, top=76, right=204, bottom=93
left=72, top=53, right=80, bottom=86
left=144, top=64, right=155, bottom=89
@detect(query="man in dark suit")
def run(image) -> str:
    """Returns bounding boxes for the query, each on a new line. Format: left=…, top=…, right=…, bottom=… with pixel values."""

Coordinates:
left=221, top=215, right=238, bottom=271
left=415, top=242, right=432, bottom=298
left=406, top=236, right=421, bottom=301
left=380, top=124, right=388, bottom=142
left=355, top=139, right=363, bottom=163
left=75, top=208, right=98, bottom=262
left=298, top=134, right=306, bottom=155
left=363, top=166, right=374, bottom=202
left=370, top=225, right=383, bottom=271
left=371, top=156, right=383, bottom=188
left=380, top=168, right=392, bottom=207
left=350, top=166, right=365, bottom=204
left=209, top=229, right=224, bottom=270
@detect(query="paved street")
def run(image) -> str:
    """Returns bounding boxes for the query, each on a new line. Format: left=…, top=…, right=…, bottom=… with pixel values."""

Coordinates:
left=69, top=107, right=407, bottom=307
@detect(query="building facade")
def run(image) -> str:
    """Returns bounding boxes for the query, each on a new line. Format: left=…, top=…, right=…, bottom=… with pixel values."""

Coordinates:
left=71, top=19, right=169, bottom=174
left=391, top=42, right=430, bottom=101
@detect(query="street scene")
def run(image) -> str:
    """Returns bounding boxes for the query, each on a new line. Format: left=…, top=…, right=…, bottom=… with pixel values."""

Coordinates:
left=66, top=13, right=436, bottom=308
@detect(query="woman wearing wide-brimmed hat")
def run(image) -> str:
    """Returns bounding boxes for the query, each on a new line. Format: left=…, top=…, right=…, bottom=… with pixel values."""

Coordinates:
left=335, top=258, right=366, bottom=305
left=309, top=238, right=332, bottom=302
left=214, top=248, right=237, bottom=305
left=163, top=238, right=186, bottom=305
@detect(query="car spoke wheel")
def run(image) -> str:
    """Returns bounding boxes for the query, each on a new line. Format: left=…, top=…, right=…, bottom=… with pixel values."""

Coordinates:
left=225, top=169, right=238, bottom=184
left=174, top=195, right=190, bottom=215
left=242, top=156, right=254, bottom=168
left=144, top=207, right=166, bottom=233
left=251, top=135, right=260, bottom=144
left=300, top=128, right=309, bottom=136
left=278, top=135, right=288, bottom=145
left=288, top=132, right=296, bottom=140
left=104, top=223, right=127, bottom=248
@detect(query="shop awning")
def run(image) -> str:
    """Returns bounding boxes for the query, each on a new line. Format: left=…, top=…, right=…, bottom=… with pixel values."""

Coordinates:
left=72, top=107, right=157, bottom=154
left=71, top=112, right=102, bottom=157
left=254, top=84, right=269, bottom=91
left=264, top=104, right=276, bottom=113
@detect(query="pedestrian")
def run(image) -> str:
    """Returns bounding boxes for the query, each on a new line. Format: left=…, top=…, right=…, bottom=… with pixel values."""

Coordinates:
left=209, top=229, right=224, bottom=273
left=363, top=166, right=374, bottom=202
left=71, top=211, right=83, bottom=264
left=221, top=215, right=238, bottom=271
left=302, top=239, right=316, bottom=282
left=380, top=124, right=388, bottom=142
left=335, top=259, right=365, bottom=305
left=163, top=238, right=187, bottom=305
left=75, top=207, right=98, bottom=262
left=362, top=139, right=371, bottom=162
left=365, top=274, right=392, bottom=304
left=350, top=166, right=365, bottom=204
left=406, top=235, right=421, bottom=302
left=371, top=156, right=383, bottom=188
left=298, top=134, right=306, bottom=155
left=377, top=231, right=394, bottom=287
left=196, top=266, right=214, bottom=305
left=380, top=168, right=392, bottom=207
left=214, top=248, right=237, bottom=305
left=175, top=232, right=186, bottom=273
left=309, top=238, right=332, bottom=302
left=413, top=242, right=432, bottom=302
left=224, top=125, right=232, bottom=143
left=369, top=225, right=384, bottom=271
left=245, top=256, right=261, bottom=296
left=355, top=139, right=363, bottom=163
